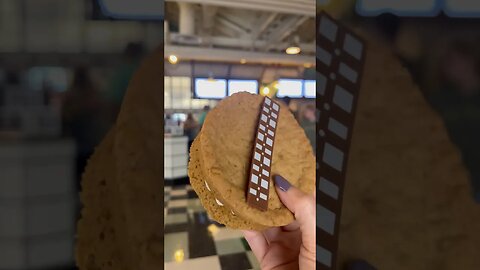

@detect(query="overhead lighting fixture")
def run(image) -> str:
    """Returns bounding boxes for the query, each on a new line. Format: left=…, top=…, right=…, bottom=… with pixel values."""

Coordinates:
left=286, top=35, right=301, bottom=55
left=240, top=58, right=247, bottom=64
left=272, top=81, right=279, bottom=89
left=286, top=46, right=301, bottom=55
left=261, top=86, right=270, bottom=96
left=174, top=249, right=185, bottom=262
left=168, top=55, right=178, bottom=64
left=207, top=224, right=219, bottom=236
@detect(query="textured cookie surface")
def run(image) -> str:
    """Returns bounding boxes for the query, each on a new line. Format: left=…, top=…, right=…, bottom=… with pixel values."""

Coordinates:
left=337, top=33, right=480, bottom=269
left=76, top=128, right=132, bottom=270
left=189, top=137, right=267, bottom=230
left=76, top=47, right=163, bottom=270
left=113, top=47, right=163, bottom=269
left=198, top=92, right=315, bottom=227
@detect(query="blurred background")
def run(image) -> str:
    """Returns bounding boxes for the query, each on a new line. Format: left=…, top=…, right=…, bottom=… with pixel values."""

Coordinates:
left=0, top=0, right=162, bottom=269
left=331, top=0, right=480, bottom=202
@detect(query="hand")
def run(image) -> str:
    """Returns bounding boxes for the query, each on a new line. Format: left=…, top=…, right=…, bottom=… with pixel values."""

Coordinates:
left=243, top=175, right=316, bottom=270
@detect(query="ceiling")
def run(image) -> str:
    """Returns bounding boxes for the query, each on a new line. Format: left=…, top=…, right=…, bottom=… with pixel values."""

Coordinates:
left=164, top=0, right=315, bottom=65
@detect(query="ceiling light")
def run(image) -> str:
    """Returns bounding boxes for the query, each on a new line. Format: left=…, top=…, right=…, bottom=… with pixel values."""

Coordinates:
left=240, top=59, right=247, bottom=64
left=286, top=46, right=301, bottom=55
left=262, top=86, right=270, bottom=95
left=207, top=224, right=219, bottom=235
left=286, top=35, right=301, bottom=55
left=174, top=249, right=185, bottom=262
left=168, top=55, right=178, bottom=64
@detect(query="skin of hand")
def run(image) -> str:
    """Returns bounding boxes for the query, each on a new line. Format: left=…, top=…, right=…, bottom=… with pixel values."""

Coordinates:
left=243, top=175, right=316, bottom=270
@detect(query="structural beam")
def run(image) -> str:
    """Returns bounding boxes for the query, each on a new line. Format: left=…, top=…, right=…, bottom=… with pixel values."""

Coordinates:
left=178, top=2, right=195, bottom=35
left=170, top=33, right=315, bottom=53
left=165, top=0, right=315, bottom=16
left=216, top=14, right=250, bottom=35
left=165, top=45, right=315, bottom=66
left=252, top=13, right=278, bottom=40
left=266, top=16, right=310, bottom=50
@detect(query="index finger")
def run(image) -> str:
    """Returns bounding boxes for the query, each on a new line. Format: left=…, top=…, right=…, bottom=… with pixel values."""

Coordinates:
left=242, top=230, right=268, bottom=262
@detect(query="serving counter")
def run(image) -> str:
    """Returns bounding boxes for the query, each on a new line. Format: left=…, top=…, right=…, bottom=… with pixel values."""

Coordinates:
left=164, top=136, right=188, bottom=182
left=0, top=139, right=76, bottom=269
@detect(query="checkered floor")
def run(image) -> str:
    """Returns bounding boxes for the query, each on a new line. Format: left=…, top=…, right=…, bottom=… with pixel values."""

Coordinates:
left=164, top=184, right=260, bottom=270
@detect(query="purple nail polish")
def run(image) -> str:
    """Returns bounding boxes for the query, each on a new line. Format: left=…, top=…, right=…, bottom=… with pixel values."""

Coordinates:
left=274, top=175, right=291, bottom=192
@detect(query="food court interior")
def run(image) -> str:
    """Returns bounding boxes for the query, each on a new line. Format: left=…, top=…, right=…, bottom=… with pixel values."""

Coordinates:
left=163, top=1, right=316, bottom=269
left=0, top=0, right=162, bottom=269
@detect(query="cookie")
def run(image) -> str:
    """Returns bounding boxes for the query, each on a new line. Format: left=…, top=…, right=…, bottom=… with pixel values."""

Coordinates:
left=189, top=92, right=315, bottom=229
left=76, top=46, right=163, bottom=270
left=335, top=33, right=480, bottom=269
left=76, top=128, right=132, bottom=270
left=112, top=46, right=163, bottom=269
left=189, top=137, right=267, bottom=230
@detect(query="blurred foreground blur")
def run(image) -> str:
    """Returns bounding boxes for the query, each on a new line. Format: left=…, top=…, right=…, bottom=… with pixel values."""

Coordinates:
left=0, top=1, right=161, bottom=268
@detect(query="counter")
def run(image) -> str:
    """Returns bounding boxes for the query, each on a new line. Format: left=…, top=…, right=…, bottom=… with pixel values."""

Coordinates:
left=164, top=136, right=188, bottom=181
left=0, top=139, right=76, bottom=269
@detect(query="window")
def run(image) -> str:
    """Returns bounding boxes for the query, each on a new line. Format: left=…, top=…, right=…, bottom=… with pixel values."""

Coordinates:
left=164, top=76, right=217, bottom=110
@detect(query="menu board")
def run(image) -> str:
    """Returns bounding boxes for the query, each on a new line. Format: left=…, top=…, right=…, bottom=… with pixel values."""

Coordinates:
left=276, top=79, right=303, bottom=98
left=304, top=80, right=316, bottom=98
left=194, top=78, right=227, bottom=99
left=228, top=80, right=259, bottom=96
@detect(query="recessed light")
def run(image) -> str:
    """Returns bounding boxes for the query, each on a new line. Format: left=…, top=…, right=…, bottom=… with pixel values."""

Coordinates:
left=286, top=46, right=301, bottom=55
left=168, top=55, right=178, bottom=64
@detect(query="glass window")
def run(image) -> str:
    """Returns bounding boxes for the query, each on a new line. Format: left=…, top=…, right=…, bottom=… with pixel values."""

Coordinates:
left=164, top=76, right=219, bottom=110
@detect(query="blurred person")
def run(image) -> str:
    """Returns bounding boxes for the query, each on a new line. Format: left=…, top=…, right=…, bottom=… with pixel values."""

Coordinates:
left=62, top=67, right=106, bottom=190
left=280, top=97, right=302, bottom=120
left=198, top=105, right=210, bottom=128
left=0, top=70, right=22, bottom=106
left=282, top=96, right=292, bottom=107
left=105, top=42, right=145, bottom=121
left=164, top=113, right=175, bottom=126
left=299, top=104, right=316, bottom=151
left=183, top=113, right=199, bottom=151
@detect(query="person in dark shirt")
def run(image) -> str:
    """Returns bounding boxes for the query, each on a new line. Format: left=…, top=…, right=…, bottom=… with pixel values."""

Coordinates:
left=183, top=113, right=199, bottom=151
left=198, top=105, right=210, bottom=128
left=62, top=67, right=106, bottom=190
left=299, top=104, right=316, bottom=151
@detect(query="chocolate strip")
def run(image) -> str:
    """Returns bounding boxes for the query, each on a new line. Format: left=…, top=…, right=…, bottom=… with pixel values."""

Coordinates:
left=246, top=96, right=280, bottom=211
left=316, top=12, right=366, bottom=269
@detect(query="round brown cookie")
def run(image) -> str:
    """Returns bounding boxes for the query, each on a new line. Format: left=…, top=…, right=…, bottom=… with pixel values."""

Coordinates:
left=199, top=92, right=315, bottom=228
left=76, top=128, right=132, bottom=270
left=77, top=46, right=164, bottom=269
left=189, top=136, right=267, bottom=230
left=335, top=32, right=480, bottom=269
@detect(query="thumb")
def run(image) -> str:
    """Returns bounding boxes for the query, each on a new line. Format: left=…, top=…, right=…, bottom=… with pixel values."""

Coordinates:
left=274, top=175, right=315, bottom=250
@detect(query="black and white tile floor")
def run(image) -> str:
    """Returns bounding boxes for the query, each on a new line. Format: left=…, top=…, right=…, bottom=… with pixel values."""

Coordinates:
left=164, top=185, right=260, bottom=270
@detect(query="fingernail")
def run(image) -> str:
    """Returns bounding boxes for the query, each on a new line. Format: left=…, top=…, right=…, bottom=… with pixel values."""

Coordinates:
left=274, top=175, right=291, bottom=192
